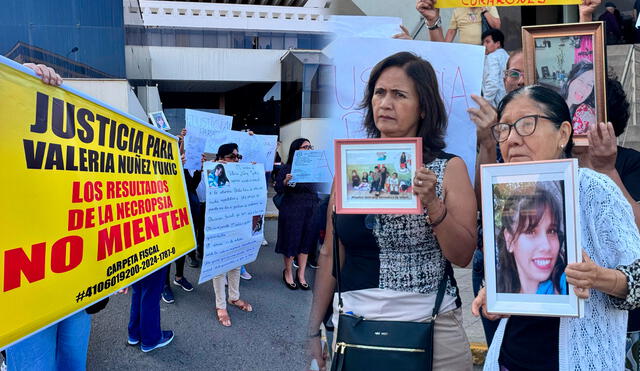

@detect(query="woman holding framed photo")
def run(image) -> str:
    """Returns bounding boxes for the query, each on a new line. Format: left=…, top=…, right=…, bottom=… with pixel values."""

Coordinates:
left=472, top=85, right=640, bottom=370
left=307, top=52, right=477, bottom=371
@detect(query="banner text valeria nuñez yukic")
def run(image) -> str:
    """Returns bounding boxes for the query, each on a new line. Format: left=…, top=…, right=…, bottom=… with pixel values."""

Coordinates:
left=0, top=57, right=196, bottom=350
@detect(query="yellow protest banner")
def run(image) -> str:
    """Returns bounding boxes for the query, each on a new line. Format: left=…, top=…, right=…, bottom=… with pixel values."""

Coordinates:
left=0, top=57, right=195, bottom=350
left=436, top=0, right=580, bottom=8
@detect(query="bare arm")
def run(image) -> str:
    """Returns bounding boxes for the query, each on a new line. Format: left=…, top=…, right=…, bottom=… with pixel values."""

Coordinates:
left=307, top=185, right=338, bottom=370
left=467, top=94, right=499, bottom=211
left=444, top=29, right=457, bottom=43
left=414, top=158, right=477, bottom=266
left=482, top=9, right=501, bottom=29
left=416, top=0, right=448, bottom=43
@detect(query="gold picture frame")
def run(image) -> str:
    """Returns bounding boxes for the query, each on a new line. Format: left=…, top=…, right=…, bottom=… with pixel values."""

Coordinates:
left=522, top=22, right=606, bottom=146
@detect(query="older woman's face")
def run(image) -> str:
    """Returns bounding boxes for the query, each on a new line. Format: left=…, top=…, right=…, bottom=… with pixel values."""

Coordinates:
left=498, top=95, right=570, bottom=162
left=505, top=207, right=560, bottom=294
left=372, top=67, right=422, bottom=138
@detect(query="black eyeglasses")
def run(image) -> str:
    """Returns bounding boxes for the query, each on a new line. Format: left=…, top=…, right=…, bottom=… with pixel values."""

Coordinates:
left=491, top=115, right=555, bottom=143
left=300, top=145, right=314, bottom=150
left=224, top=154, right=243, bottom=160
left=504, top=69, right=524, bottom=80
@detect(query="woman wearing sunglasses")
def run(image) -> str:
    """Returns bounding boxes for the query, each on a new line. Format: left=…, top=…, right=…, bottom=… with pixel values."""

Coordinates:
left=211, top=143, right=253, bottom=327
left=275, top=138, right=318, bottom=291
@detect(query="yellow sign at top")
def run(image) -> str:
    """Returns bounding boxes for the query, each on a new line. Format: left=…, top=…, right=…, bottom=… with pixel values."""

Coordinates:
left=436, top=0, right=580, bottom=8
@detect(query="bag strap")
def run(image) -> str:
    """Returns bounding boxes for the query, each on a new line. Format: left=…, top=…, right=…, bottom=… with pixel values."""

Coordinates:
left=333, top=210, right=454, bottom=318
left=332, top=210, right=344, bottom=312
left=431, top=261, right=453, bottom=320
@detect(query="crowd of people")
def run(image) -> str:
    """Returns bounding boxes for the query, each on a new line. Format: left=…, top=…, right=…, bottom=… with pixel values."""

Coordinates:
left=305, top=1, right=640, bottom=370
left=5, top=0, right=640, bottom=369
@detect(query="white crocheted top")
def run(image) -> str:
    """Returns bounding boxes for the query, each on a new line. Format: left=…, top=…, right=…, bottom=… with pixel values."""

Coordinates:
left=484, top=168, right=640, bottom=371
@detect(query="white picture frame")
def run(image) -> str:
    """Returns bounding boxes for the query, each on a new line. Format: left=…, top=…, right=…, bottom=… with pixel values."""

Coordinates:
left=148, top=111, right=170, bottom=131
left=480, top=159, right=583, bottom=317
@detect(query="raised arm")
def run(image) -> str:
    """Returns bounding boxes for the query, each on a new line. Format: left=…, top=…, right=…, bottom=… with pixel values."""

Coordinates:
left=482, top=7, right=501, bottom=29
left=416, top=0, right=447, bottom=42
left=467, top=94, right=499, bottom=210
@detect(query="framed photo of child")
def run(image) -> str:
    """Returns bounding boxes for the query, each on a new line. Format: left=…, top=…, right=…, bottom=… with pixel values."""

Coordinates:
left=480, top=159, right=583, bottom=317
left=334, top=138, right=422, bottom=214
left=522, top=22, right=606, bottom=146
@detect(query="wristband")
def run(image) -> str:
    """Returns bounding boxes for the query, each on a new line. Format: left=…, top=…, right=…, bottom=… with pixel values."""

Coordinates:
left=308, top=330, right=321, bottom=338
left=427, top=206, right=447, bottom=228
left=426, top=17, right=441, bottom=30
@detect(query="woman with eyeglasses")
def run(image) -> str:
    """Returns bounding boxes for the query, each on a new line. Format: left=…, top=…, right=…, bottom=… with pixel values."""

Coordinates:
left=275, top=138, right=318, bottom=291
left=307, top=52, right=478, bottom=370
left=472, top=85, right=640, bottom=371
left=211, top=143, right=253, bottom=327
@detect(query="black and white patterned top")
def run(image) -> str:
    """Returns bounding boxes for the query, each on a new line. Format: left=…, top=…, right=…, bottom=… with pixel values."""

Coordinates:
left=610, top=261, right=640, bottom=310
left=334, top=153, right=459, bottom=298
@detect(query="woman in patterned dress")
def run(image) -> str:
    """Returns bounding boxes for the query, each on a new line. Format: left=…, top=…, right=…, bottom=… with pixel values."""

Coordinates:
left=307, top=52, right=478, bottom=370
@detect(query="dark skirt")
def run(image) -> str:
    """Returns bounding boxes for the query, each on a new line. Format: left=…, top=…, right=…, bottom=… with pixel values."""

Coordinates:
left=275, top=193, right=318, bottom=257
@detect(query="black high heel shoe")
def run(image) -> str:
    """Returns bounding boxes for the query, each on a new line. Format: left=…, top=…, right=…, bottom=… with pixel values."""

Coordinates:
left=283, top=270, right=297, bottom=290
left=296, top=269, right=311, bottom=291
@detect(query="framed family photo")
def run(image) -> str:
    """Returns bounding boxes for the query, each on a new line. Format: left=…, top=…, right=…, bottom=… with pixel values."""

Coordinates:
left=522, top=22, right=606, bottom=146
left=480, top=159, right=583, bottom=317
left=334, top=138, right=422, bottom=214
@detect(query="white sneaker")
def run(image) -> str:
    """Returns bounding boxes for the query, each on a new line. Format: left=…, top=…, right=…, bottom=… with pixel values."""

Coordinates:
left=261, top=239, right=268, bottom=246
left=240, top=271, right=253, bottom=280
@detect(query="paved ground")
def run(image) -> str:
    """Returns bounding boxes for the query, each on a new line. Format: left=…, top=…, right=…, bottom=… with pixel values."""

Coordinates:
left=87, top=219, right=312, bottom=371
left=7, top=188, right=487, bottom=370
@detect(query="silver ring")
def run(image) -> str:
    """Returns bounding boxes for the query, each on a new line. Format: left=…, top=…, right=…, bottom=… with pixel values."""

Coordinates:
left=418, top=180, right=423, bottom=186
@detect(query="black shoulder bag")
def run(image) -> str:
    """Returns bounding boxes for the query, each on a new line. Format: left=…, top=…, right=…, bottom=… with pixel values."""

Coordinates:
left=330, top=211, right=451, bottom=371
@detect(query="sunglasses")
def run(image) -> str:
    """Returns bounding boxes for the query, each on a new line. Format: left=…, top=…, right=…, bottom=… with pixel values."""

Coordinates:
left=223, top=154, right=243, bottom=160
left=504, top=69, right=524, bottom=80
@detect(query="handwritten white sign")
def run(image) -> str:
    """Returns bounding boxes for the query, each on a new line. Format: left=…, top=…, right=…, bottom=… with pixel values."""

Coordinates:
left=291, top=150, right=333, bottom=183
left=321, top=37, right=484, bottom=183
left=198, top=162, right=267, bottom=283
left=183, top=110, right=233, bottom=170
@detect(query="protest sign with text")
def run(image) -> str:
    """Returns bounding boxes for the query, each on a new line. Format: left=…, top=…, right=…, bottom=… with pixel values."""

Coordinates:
left=0, top=57, right=196, bottom=350
left=435, top=0, right=579, bottom=7
left=291, top=150, right=333, bottom=183
left=321, top=37, right=483, bottom=184
left=183, top=109, right=233, bottom=170
left=198, top=162, right=267, bottom=283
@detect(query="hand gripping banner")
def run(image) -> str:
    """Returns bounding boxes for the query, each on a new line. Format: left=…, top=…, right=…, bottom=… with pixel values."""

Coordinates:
left=0, top=57, right=196, bottom=350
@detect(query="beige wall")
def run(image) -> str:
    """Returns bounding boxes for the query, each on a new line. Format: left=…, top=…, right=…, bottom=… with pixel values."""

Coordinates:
left=279, top=118, right=332, bottom=161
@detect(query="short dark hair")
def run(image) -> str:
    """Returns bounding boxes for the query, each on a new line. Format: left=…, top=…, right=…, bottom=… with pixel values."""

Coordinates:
left=606, top=76, right=629, bottom=137
left=497, top=85, right=574, bottom=157
left=216, top=143, right=238, bottom=160
left=481, top=29, right=505, bottom=48
left=360, top=52, right=447, bottom=162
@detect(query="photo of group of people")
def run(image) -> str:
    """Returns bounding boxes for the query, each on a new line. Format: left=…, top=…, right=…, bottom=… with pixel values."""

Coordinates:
left=492, top=180, right=568, bottom=296
left=346, top=150, right=412, bottom=200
